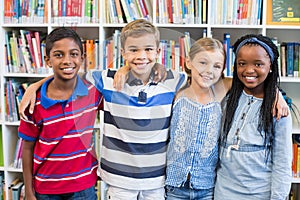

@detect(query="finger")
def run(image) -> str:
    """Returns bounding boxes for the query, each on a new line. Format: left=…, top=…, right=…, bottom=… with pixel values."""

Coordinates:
left=29, top=99, right=35, bottom=114
left=19, top=112, right=28, bottom=121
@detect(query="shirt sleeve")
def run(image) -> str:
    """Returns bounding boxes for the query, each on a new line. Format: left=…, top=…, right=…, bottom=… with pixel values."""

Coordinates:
left=18, top=112, right=40, bottom=142
left=271, top=115, right=293, bottom=200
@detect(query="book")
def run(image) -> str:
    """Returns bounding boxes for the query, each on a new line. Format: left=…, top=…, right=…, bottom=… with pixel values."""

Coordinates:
left=292, top=143, right=298, bottom=177
left=115, top=0, right=124, bottom=23
left=286, top=42, right=294, bottom=77
left=223, top=33, right=231, bottom=77
left=12, top=182, right=23, bottom=200
left=294, top=43, right=300, bottom=77
left=280, top=43, right=287, bottom=77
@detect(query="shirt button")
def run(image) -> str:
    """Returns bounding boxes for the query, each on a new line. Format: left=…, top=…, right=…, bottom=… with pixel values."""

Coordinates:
left=66, top=104, right=69, bottom=107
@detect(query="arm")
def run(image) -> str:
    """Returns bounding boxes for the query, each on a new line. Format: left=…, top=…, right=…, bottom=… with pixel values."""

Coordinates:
left=22, top=140, right=37, bottom=200
left=19, top=75, right=52, bottom=120
left=113, top=63, right=166, bottom=91
left=215, top=77, right=288, bottom=120
left=270, top=115, right=292, bottom=199
left=113, top=65, right=130, bottom=91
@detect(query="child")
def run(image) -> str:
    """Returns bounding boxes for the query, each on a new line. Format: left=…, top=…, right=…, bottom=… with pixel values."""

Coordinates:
left=214, top=34, right=292, bottom=199
left=165, top=38, right=228, bottom=199
left=84, top=19, right=187, bottom=200
left=18, top=27, right=101, bottom=199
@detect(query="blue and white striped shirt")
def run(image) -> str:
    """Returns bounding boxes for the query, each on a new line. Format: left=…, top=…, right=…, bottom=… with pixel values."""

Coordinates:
left=86, top=68, right=187, bottom=190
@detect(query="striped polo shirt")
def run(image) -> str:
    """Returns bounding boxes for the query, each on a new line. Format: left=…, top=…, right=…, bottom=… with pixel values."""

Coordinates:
left=85, top=68, right=187, bottom=190
left=18, top=76, right=102, bottom=194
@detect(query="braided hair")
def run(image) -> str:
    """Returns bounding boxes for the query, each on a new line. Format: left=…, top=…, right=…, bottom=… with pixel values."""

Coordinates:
left=222, top=34, right=280, bottom=160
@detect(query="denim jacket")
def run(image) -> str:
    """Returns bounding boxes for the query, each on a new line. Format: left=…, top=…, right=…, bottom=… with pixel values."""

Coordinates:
left=214, top=91, right=292, bottom=200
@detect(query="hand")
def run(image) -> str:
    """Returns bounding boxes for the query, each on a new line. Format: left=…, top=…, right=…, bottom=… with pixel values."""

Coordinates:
left=152, top=63, right=167, bottom=83
left=113, top=65, right=130, bottom=91
left=273, top=90, right=290, bottom=121
left=19, top=83, right=39, bottom=120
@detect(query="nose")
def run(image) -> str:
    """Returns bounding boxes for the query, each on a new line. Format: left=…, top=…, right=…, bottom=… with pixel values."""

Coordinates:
left=136, top=50, right=147, bottom=59
left=62, top=55, right=72, bottom=65
left=244, top=64, right=255, bottom=73
left=204, top=63, right=214, bottom=74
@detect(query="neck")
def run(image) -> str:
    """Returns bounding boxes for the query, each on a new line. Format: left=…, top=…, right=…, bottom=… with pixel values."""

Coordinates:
left=47, top=77, right=77, bottom=100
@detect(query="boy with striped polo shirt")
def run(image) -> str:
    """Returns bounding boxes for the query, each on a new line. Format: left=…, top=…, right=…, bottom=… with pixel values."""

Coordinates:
left=18, top=27, right=102, bottom=199
left=18, top=19, right=187, bottom=200
left=85, top=19, right=187, bottom=199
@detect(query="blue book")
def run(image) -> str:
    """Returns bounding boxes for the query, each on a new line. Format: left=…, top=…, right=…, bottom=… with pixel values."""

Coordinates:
left=223, top=33, right=231, bottom=76
left=286, top=42, right=294, bottom=76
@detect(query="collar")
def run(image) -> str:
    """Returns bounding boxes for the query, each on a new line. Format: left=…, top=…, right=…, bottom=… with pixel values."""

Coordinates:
left=40, top=75, right=88, bottom=109
left=126, top=64, right=158, bottom=86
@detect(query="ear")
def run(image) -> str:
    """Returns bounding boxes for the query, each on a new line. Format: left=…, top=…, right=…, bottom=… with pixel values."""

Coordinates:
left=44, top=56, right=51, bottom=68
left=81, top=53, right=86, bottom=62
left=121, top=48, right=126, bottom=60
left=156, top=48, right=161, bottom=59
left=185, top=56, right=192, bottom=70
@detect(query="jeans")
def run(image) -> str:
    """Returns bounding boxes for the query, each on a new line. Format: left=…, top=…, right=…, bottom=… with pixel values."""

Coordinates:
left=35, top=186, right=97, bottom=200
left=165, top=181, right=213, bottom=200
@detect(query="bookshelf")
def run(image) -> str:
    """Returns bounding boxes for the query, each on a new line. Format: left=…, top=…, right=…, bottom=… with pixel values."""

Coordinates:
left=1, top=0, right=300, bottom=199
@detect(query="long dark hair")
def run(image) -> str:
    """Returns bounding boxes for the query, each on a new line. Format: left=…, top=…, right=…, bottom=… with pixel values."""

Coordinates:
left=222, top=34, right=280, bottom=159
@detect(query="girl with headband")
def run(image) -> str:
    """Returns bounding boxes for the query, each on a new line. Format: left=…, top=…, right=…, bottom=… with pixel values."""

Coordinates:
left=214, top=34, right=292, bottom=199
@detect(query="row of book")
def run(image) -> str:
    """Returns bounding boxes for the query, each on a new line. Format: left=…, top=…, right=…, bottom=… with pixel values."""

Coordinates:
left=105, top=0, right=152, bottom=24
left=156, top=0, right=207, bottom=24
left=5, top=80, right=28, bottom=122
left=4, top=0, right=100, bottom=24
left=4, top=0, right=47, bottom=24
left=0, top=175, right=25, bottom=200
left=52, top=0, right=100, bottom=24
left=210, top=0, right=263, bottom=25
left=5, top=30, right=49, bottom=74
left=279, top=42, right=300, bottom=77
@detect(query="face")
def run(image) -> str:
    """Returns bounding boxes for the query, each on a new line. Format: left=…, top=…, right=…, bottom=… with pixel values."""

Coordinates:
left=45, top=38, right=83, bottom=81
left=121, top=34, right=161, bottom=83
left=186, top=50, right=224, bottom=89
left=236, top=45, right=271, bottom=97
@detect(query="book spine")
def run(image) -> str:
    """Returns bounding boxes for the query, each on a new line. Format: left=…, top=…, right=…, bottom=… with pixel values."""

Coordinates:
left=223, top=33, right=231, bottom=77
left=286, top=42, right=294, bottom=77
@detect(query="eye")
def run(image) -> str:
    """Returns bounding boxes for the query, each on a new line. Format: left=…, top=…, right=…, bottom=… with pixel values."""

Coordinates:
left=71, top=52, right=79, bottom=57
left=238, top=62, right=245, bottom=66
left=53, top=53, right=63, bottom=58
left=255, top=63, right=263, bottom=67
left=214, top=64, right=222, bottom=69
left=145, top=48, right=155, bottom=52
left=199, top=61, right=207, bottom=65
left=129, top=49, right=137, bottom=52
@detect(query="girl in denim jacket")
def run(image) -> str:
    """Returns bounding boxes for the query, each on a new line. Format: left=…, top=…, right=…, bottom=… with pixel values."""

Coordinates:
left=165, top=37, right=230, bottom=199
left=214, top=34, right=292, bottom=200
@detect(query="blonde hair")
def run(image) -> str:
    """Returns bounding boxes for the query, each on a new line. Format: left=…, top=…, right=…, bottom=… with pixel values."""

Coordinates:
left=189, top=37, right=225, bottom=63
left=120, top=19, right=160, bottom=49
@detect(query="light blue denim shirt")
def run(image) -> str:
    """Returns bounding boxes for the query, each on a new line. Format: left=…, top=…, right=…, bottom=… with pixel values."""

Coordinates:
left=166, top=95, right=222, bottom=189
left=214, top=91, right=293, bottom=200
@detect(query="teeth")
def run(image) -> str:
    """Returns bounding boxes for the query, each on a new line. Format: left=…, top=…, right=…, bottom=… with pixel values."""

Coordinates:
left=63, top=68, right=73, bottom=71
left=245, top=76, right=256, bottom=80
left=136, top=63, right=147, bottom=67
